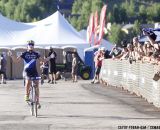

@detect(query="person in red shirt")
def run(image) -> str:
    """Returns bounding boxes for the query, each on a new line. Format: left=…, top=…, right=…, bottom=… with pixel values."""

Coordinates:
left=91, top=47, right=105, bottom=84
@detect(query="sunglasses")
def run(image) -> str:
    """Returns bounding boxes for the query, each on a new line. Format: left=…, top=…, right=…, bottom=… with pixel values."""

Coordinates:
left=28, top=43, right=34, bottom=46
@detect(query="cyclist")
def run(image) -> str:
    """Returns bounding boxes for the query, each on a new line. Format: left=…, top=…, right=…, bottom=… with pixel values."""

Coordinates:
left=8, top=40, right=45, bottom=108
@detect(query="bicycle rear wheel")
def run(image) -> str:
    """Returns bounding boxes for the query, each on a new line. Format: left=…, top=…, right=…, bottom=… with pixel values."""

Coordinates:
left=34, top=86, right=38, bottom=117
left=30, top=86, right=34, bottom=116
left=30, top=102, right=34, bottom=116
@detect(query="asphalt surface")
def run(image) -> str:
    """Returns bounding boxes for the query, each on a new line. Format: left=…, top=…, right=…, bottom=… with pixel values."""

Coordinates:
left=0, top=80, right=160, bottom=130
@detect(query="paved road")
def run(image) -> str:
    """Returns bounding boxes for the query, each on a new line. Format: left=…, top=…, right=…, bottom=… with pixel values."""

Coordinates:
left=0, top=80, right=160, bottom=130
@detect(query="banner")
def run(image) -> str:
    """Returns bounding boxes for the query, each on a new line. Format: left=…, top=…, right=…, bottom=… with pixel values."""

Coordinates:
left=98, top=5, right=107, bottom=45
left=87, top=13, right=94, bottom=45
left=94, top=11, right=99, bottom=45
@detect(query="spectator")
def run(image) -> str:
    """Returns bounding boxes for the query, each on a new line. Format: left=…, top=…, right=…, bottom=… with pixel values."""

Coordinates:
left=71, top=53, right=78, bottom=82
left=150, top=45, right=160, bottom=65
left=136, top=43, right=145, bottom=60
left=142, top=51, right=153, bottom=63
left=132, top=37, right=139, bottom=52
left=143, top=42, right=148, bottom=56
left=109, top=44, right=121, bottom=58
left=142, top=28, right=157, bottom=48
left=0, top=54, right=7, bottom=84
left=48, top=47, right=57, bottom=84
left=91, top=47, right=105, bottom=84
left=40, top=56, right=50, bottom=84
left=119, top=47, right=129, bottom=60
left=127, top=44, right=136, bottom=64
left=146, top=41, right=154, bottom=54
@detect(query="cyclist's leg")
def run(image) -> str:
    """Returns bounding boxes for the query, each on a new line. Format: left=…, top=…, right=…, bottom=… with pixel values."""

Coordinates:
left=34, top=80, right=41, bottom=109
left=25, top=79, right=31, bottom=101
left=34, top=80, right=39, bottom=103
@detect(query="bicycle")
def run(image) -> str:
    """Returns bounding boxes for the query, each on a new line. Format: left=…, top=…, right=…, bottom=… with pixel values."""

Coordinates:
left=25, top=77, right=41, bottom=117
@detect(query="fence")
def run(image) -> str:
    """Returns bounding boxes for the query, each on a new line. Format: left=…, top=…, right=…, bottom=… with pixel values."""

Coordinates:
left=100, top=59, right=160, bottom=108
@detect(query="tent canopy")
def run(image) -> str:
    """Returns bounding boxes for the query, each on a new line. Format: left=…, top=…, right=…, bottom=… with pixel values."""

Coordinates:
left=0, top=11, right=87, bottom=47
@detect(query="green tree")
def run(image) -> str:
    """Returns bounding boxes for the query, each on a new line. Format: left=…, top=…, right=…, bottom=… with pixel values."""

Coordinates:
left=69, top=16, right=78, bottom=29
left=121, top=0, right=135, bottom=17
left=147, top=4, right=160, bottom=23
left=138, top=5, right=147, bottom=23
left=111, top=4, right=127, bottom=24
left=91, top=0, right=102, bottom=14
left=0, top=0, right=57, bottom=22
left=126, top=20, right=141, bottom=42
left=4, top=0, right=16, bottom=19
left=108, top=23, right=126, bottom=45
left=14, top=5, right=21, bottom=21
left=107, top=12, right=114, bottom=23
left=80, top=1, right=91, bottom=28
left=72, top=0, right=83, bottom=14
left=0, top=1, right=6, bottom=16
left=70, top=0, right=103, bottom=30
left=133, top=20, right=141, bottom=35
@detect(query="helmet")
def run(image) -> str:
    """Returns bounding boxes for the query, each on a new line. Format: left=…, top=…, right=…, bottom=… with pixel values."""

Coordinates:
left=27, top=40, right=35, bottom=45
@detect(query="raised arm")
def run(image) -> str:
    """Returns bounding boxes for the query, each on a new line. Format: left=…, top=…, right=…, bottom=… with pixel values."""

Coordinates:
left=143, top=31, right=156, bottom=46
left=8, top=50, right=22, bottom=63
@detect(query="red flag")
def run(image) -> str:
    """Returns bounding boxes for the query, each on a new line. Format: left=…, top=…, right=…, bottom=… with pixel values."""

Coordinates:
left=94, top=11, right=99, bottom=45
left=87, top=13, right=94, bottom=45
left=98, top=5, right=107, bottom=44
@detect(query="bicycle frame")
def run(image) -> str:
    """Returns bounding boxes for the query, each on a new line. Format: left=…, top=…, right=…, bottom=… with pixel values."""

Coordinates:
left=30, top=81, right=37, bottom=117
left=25, top=77, right=41, bottom=117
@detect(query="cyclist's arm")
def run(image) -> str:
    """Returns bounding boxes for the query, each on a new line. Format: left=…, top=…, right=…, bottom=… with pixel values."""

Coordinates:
left=11, top=55, right=22, bottom=63
left=8, top=50, right=22, bottom=63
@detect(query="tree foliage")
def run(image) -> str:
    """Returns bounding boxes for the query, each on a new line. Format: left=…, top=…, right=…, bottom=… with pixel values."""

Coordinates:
left=121, top=0, right=135, bottom=17
left=108, top=23, right=126, bottom=45
left=0, top=0, right=159, bottom=26
left=70, top=0, right=103, bottom=31
left=0, top=0, right=57, bottom=22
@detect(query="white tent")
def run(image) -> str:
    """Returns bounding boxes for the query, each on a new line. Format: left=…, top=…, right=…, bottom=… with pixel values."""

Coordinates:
left=79, top=29, right=114, bottom=51
left=0, top=11, right=90, bottom=59
left=0, top=11, right=88, bottom=46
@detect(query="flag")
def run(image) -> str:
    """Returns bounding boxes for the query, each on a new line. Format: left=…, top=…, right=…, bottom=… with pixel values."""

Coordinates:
left=94, top=11, right=99, bottom=45
left=87, top=13, right=94, bottom=45
left=98, top=5, right=107, bottom=45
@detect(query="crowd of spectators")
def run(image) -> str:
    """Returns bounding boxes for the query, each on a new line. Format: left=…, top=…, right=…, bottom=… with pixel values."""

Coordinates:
left=109, top=31, right=160, bottom=66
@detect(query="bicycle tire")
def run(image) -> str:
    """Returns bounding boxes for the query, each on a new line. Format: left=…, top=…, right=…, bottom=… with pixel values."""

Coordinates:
left=30, top=102, right=34, bottom=116
left=30, top=86, right=34, bottom=116
left=34, top=87, right=38, bottom=117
